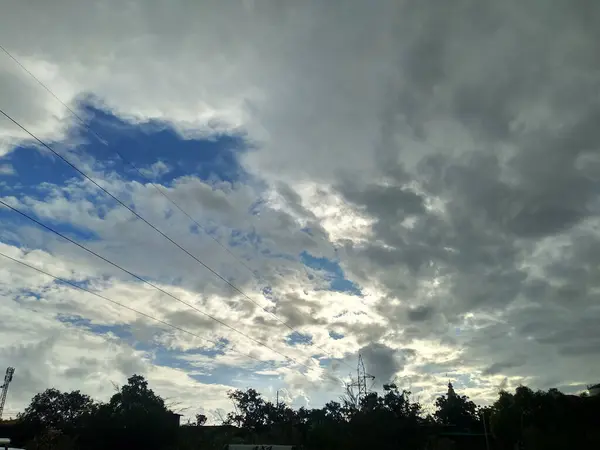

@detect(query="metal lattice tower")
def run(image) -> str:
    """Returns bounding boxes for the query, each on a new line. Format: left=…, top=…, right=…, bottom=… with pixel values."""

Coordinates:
left=0, top=367, right=15, bottom=420
left=349, top=354, right=375, bottom=402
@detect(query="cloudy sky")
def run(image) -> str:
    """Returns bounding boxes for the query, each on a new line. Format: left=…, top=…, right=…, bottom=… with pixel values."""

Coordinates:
left=1, top=0, right=599, bottom=422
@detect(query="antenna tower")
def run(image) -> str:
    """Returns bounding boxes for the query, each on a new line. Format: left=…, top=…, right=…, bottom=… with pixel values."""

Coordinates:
left=0, top=367, right=15, bottom=420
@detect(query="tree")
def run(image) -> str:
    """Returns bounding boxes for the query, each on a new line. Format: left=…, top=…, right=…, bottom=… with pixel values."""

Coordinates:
left=434, top=382, right=480, bottom=431
left=12, top=376, right=600, bottom=450
left=489, top=385, right=600, bottom=450
left=83, top=374, right=176, bottom=450
left=195, top=413, right=207, bottom=426
left=340, top=381, right=360, bottom=411
left=225, top=388, right=299, bottom=430
left=106, top=374, right=167, bottom=417
left=224, top=388, right=269, bottom=431
left=382, top=384, right=422, bottom=423
left=19, top=388, right=95, bottom=433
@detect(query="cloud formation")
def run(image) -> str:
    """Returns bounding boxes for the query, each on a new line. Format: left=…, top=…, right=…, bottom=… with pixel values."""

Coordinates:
left=1, top=0, right=599, bottom=420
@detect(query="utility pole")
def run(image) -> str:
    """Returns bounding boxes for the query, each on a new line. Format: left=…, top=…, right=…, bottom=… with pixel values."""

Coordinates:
left=481, top=409, right=490, bottom=450
left=0, top=367, right=15, bottom=420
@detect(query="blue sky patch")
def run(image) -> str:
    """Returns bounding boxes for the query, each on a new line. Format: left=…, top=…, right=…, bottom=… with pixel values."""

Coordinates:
left=56, top=314, right=132, bottom=339
left=0, top=99, right=262, bottom=250
left=0, top=201, right=100, bottom=244
left=229, top=228, right=262, bottom=249
left=0, top=100, right=252, bottom=201
left=183, top=339, right=230, bottom=358
left=286, top=331, right=313, bottom=346
left=190, top=365, right=278, bottom=387
left=55, top=315, right=269, bottom=388
left=300, top=251, right=361, bottom=296
left=0, top=97, right=348, bottom=399
left=153, top=347, right=281, bottom=387
left=0, top=145, right=82, bottom=198
left=329, top=330, right=344, bottom=340
left=77, top=102, right=250, bottom=185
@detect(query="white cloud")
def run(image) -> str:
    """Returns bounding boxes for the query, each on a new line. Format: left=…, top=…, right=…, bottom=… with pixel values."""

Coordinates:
left=1, top=0, right=599, bottom=419
left=0, top=292, right=235, bottom=421
left=0, top=163, right=15, bottom=175
left=138, top=160, right=170, bottom=179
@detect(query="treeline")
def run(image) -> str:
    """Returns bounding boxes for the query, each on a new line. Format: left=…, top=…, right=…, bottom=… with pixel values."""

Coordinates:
left=4, top=374, right=600, bottom=449
left=217, top=382, right=599, bottom=450
left=7, top=375, right=178, bottom=450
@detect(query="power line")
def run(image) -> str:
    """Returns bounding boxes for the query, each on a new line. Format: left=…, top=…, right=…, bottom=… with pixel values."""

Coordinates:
left=19, top=303, right=309, bottom=390
left=1, top=39, right=320, bottom=273
left=0, top=104, right=352, bottom=373
left=0, top=198, right=313, bottom=372
left=0, top=45, right=354, bottom=372
left=0, top=108, right=315, bottom=358
left=0, top=44, right=108, bottom=146
left=0, top=251, right=287, bottom=370
left=1, top=261, right=352, bottom=388
left=1, top=41, right=254, bottom=271
left=1, top=42, right=294, bottom=320
left=0, top=108, right=268, bottom=313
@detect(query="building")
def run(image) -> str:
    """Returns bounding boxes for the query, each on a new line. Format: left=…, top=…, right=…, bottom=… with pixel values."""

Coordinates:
left=167, top=412, right=183, bottom=428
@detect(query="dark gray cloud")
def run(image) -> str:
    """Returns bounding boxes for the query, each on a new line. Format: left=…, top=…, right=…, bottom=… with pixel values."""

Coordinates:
left=482, top=361, right=524, bottom=377
left=2, top=0, right=600, bottom=412
left=64, top=358, right=99, bottom=380
left=407, top=305, right=435, bottom=322
left=275, top=182, right=317, bottom=221
left=272, top=294, right=330, bottom=328
left=114, top=350, right=147, bottom=378
left=325, top=0, right=600, bottom=392
left=0, top=337, right=57, bottom=400
left=165, top=309, right=221, bottom=332
left=340, top=182, right=426, bottom=223
left=169, top=177, right=235, bottom=214
left=358, top=342, right=414, bottom=383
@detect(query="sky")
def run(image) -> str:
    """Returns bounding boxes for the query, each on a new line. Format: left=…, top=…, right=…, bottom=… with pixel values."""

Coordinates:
left=1, top=0, right=599, bottom=423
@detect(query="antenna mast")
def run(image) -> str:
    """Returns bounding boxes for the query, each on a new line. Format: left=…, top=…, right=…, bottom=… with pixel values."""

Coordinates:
left=0, top=367, right=15, bottom=420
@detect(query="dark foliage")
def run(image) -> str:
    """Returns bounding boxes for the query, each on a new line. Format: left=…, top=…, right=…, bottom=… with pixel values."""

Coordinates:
left=223, top=384, right=428, bottom=450
left=195, top=413, right=207, bottom=426
left=17, top=389, right=94, bottom=435
left=434, top=382, right=481, bottom=431
left=10, top=374, right=600, bottom=450
left=490, top=386, right=600, bottom=449
left=15, top=374, right=177, bottom=450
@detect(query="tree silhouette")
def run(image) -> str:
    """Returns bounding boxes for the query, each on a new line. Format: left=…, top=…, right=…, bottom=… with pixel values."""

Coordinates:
left=13, top=377, right=600, bottom=450
left=82, top=374, right=176, bottom=450
left=489, top=385, right=600, bottom=450
left=434, top=382, right=480, bottom=431
left=106, top=374, right=166, bottom=417
left=225, top=388, right=270, bottom=431
left=195, top=413, right=207, bottom=426
left=18, top=388, right=95, bottom=434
